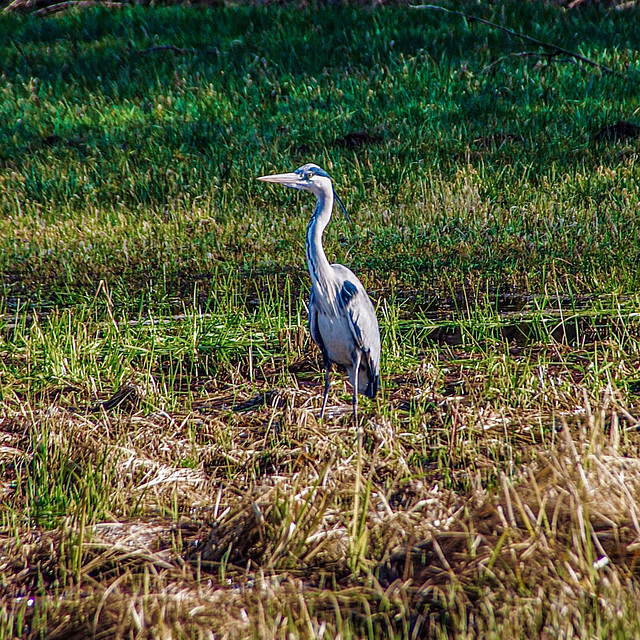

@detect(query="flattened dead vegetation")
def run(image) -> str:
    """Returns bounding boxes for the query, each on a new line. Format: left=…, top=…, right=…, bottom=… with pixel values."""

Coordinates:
left=3, top=356, right=640, bottom=638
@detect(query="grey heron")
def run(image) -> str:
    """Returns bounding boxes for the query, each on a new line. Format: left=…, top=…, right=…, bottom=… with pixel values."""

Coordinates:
left=258, top=163, right=380, bottom=425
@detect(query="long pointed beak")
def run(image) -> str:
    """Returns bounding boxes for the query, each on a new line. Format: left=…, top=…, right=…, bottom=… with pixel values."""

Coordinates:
left=257, top=172, right=300, bottom=187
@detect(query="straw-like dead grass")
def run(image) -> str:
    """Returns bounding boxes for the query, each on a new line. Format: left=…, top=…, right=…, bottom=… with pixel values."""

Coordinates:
left=3, top=374, right=640, bottom=638
left=381, top=411, right=640, bottom=637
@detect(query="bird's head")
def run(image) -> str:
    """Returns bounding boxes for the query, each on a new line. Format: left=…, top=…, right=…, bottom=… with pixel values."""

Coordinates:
left=258, top=163, right=350, bottom=221
left=258, top=163, right=331, bottom=194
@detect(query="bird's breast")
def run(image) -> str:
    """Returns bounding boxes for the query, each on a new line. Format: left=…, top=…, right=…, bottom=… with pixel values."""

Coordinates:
left=314, top=308, right=354, bottom=366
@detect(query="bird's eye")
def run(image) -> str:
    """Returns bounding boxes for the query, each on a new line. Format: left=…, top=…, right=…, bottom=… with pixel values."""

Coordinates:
left=305, top=172, right=313, bottom=180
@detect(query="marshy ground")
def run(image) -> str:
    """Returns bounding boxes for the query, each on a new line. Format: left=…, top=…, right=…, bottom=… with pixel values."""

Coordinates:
left=1, top=1, right=640, bottom=637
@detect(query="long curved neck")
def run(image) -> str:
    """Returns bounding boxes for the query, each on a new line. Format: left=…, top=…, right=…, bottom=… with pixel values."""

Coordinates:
left=306, top=189, right=334, bottom=290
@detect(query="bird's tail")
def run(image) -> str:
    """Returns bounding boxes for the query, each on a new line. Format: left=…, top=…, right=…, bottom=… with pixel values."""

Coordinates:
left=351, top=354, right=380, bottom=399
left=357, top=357, right=379, bottom=399
left=363, top=373, right=379, bottom=399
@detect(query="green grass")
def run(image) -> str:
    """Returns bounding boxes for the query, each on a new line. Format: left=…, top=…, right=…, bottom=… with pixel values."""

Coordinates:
left=2, top=1, right=640, bottom=638
left=1, top=1, right=640, bottom=307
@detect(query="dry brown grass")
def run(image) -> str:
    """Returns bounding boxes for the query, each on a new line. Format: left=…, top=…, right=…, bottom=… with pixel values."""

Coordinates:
left=3, top=372, right=640, bottom=638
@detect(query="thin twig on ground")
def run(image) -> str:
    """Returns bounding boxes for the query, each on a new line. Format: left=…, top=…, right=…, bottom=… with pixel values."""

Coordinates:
left=139, top=45, right=196, bottom=56
left=410, top=4, right=616, bottom=75
left=30, top=0, right=124, bottom=16
left=138, top=45, right=219, bottom=56
left=481, top=51, right=586, bottom=74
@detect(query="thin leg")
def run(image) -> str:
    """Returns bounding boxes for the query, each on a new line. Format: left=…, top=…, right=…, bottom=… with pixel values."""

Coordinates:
left=352, top=351, right=361, bottom=427
left=320, top=360, right=331, bottom=419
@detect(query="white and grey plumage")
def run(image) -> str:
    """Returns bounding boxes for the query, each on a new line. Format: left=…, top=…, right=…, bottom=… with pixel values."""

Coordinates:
left=258, top=163, right=380, bottom=424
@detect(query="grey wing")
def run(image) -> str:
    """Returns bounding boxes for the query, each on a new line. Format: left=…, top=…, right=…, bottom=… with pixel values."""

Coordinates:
left=338, top=279, right=381, bottom=398
left=309, top=288, right=330, bottom=364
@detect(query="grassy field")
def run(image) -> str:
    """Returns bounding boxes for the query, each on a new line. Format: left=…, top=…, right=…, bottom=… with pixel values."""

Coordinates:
left=2, top=1, right=640, bottom=637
